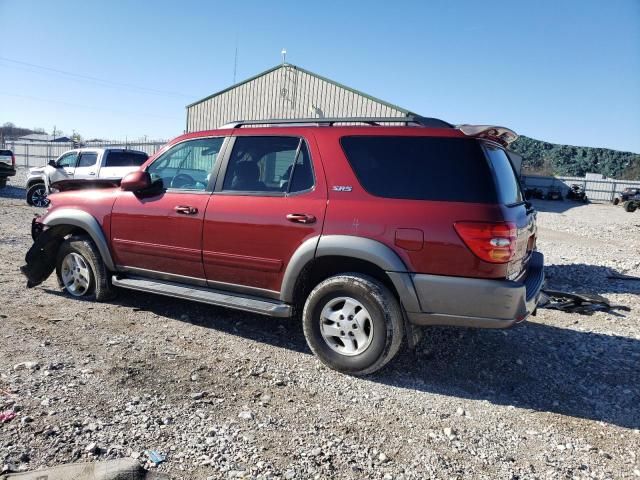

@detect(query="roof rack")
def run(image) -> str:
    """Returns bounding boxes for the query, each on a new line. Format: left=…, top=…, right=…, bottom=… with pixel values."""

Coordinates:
left=220, top=115, right=454, bottom=129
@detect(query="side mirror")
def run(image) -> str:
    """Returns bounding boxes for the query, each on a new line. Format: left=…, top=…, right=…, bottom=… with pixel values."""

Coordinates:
left=121, top=170, right=151, bottom=192
left=48, top=159, right=58, bottom=168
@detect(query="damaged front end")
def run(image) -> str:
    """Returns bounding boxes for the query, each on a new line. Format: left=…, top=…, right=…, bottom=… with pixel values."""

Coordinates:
left=21, top=216, right=73, bottom=288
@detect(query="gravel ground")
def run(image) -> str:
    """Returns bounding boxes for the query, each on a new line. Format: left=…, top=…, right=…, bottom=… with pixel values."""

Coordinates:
left=1, top=168, right=639, bottom=479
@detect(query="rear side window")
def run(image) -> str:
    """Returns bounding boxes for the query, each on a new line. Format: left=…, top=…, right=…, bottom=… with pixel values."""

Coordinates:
left=484, top=143, right=523, bottom=204
left=104, top=151, right=148, bottom=167
left=222, top=136, right=314, bottom=194
left=340, top=136, right=497, bottom=203
left=77, top=152, right=98, bottom=168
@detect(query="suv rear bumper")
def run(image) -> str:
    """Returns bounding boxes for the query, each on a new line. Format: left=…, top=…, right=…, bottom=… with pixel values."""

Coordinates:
left=404, top=251, right=544, bottom=328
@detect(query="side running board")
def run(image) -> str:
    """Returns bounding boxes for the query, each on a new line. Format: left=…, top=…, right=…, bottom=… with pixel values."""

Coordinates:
left=112, top=275, right=291, bottom=318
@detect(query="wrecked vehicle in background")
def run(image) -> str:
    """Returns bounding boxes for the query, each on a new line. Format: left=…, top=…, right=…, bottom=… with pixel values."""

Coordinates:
left=25, top=148, right=148, bottom=207
left=613, top=187, right=640, bottom=206
left=565, top=183, right=588, bottom=203
left=622, top=193, right=640, bottom=213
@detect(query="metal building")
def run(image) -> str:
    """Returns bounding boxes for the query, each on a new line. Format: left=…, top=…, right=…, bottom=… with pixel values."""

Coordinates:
left=186, top=63, right=417, bottom=132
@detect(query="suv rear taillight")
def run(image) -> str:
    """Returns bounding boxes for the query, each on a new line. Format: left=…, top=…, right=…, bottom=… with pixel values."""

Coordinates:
left=454, top=222, right=517, bottom=264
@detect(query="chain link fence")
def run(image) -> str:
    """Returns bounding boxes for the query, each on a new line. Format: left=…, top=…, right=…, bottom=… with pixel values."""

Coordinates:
left=2, top=140, right=168, bottom=168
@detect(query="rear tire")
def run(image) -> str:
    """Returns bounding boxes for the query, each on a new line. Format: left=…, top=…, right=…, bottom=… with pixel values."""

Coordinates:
left=623, top=201, right=637, bottom=213
left=302, top=273, right=404, bottom=375
left=56, top=235, right=115, bottom=301
left=27, top=183, right=49, bottom=207
left=0, top=178, right=6, bottom=189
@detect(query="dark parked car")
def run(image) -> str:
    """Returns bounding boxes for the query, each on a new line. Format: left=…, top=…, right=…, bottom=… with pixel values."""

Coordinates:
left=0, top=149, right=16, bottom=188
left=22, top=116, right=544, bottom=375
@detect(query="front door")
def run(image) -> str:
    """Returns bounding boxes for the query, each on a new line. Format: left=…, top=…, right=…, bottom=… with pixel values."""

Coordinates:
left=110, top=137, right=227, bottom=281
left=47, top=151, right=78, bottom=187
left=203, top=134, right=326, bottom=295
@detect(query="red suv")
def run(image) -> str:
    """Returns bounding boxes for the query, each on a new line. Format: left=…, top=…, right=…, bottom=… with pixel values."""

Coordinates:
left=22, top=117, right=544, bottom=375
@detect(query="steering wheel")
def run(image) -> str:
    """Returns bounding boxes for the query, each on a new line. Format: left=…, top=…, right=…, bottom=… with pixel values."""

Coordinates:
left=170, top=173, right=196, bottom=189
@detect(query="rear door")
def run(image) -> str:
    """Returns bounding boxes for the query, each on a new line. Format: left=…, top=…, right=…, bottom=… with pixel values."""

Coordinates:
left=202, top=134, right=326, bottom=295
left=73, top=150, right=100, bottom=179
left=99, top=150, right=148, bottom=179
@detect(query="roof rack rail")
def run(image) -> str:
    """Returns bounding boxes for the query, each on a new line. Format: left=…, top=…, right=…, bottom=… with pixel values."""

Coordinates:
left=220, top=115, right=454, bottom=129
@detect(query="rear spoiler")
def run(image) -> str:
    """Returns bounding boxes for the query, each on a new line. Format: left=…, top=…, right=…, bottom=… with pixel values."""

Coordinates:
left=457, top=125, right=518, bottom=147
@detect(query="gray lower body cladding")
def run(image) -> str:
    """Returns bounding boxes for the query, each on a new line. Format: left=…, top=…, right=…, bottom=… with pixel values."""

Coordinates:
left=395, top=252, right=545, bottom=328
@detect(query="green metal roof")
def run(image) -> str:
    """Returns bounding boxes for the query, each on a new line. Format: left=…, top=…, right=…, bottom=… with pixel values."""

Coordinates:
left=185, top=63, right=416, bottom=115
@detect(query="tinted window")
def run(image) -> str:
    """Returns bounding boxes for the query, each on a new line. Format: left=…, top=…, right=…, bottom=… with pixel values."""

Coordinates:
left=340, top=136, right=497, bottom=203
left=484, top=144, right=523, bottom=204
left=105, top=151, right=148, bottom=167
left=57, top=152, right=78, bottom=168
left=77, top=152, right=98, bottom=168
left=0, top=150, right=12, bottom=155
left=148, top=137, right=224, bottom=191
left=222, top=136, right=314, bottom=194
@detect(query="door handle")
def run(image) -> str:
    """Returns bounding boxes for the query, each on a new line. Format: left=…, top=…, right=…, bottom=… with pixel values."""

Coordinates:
left=89, top=172, right=96, bottom=176
left=286, top=213, right=316, bottom=224
left=174, top=205, right=198, bottom=215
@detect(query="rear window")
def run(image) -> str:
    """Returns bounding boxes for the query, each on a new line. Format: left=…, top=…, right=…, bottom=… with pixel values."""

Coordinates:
left=340, top=136, right=498, bottom=203
left=483, top=143, right=523, bottom=204
left=0, top=150, right=12, bottom=156
left=104, top=151, right=148, bottom=167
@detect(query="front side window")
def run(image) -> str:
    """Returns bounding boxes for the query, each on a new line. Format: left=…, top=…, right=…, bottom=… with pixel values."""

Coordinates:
left=77, top=152, right=98, bottom=168
left=147, top=137, right=224, bottom=191
left=57, top=152, right=78, bottom=168
left=222, top=136, right=314, bottom=194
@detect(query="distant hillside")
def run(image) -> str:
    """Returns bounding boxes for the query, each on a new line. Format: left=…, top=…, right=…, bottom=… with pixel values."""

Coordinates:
left=512, top=136, right=640, bottom=180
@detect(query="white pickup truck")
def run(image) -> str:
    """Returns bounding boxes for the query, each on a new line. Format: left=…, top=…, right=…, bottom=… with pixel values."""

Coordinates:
left=26, top=148, right=148, bottom=206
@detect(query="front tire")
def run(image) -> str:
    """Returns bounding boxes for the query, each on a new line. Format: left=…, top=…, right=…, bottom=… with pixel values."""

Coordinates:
left=55, top=235, right=115, bottom=301
left=26, top=183, right=49, bottom=207
left=623, top=201, right=637, bottom=213
left=302, top=274, right=404, bottom=375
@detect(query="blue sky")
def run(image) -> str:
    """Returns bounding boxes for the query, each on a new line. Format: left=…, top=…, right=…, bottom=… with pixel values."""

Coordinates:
left=0, top=0, right=638, bottom=151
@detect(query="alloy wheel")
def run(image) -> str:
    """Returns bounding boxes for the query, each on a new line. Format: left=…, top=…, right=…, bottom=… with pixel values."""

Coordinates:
left=319, top=296, right=374, bottom=356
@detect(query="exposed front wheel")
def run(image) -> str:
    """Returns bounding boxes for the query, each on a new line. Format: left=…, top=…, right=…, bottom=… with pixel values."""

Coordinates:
left=56, top=236, right=115, bottom=301
left=302, top=274, right=404, bottom=375
left=26, top=183, right=49, bottom=207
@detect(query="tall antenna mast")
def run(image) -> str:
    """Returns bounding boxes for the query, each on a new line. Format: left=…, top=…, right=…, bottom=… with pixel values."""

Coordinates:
left=233, top=37, right=238, bottom=84
left=281, top=48, right=287, bottom=65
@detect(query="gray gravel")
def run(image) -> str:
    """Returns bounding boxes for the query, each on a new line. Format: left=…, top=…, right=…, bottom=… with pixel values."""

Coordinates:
left=1, top=176, right=639, bottom=479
